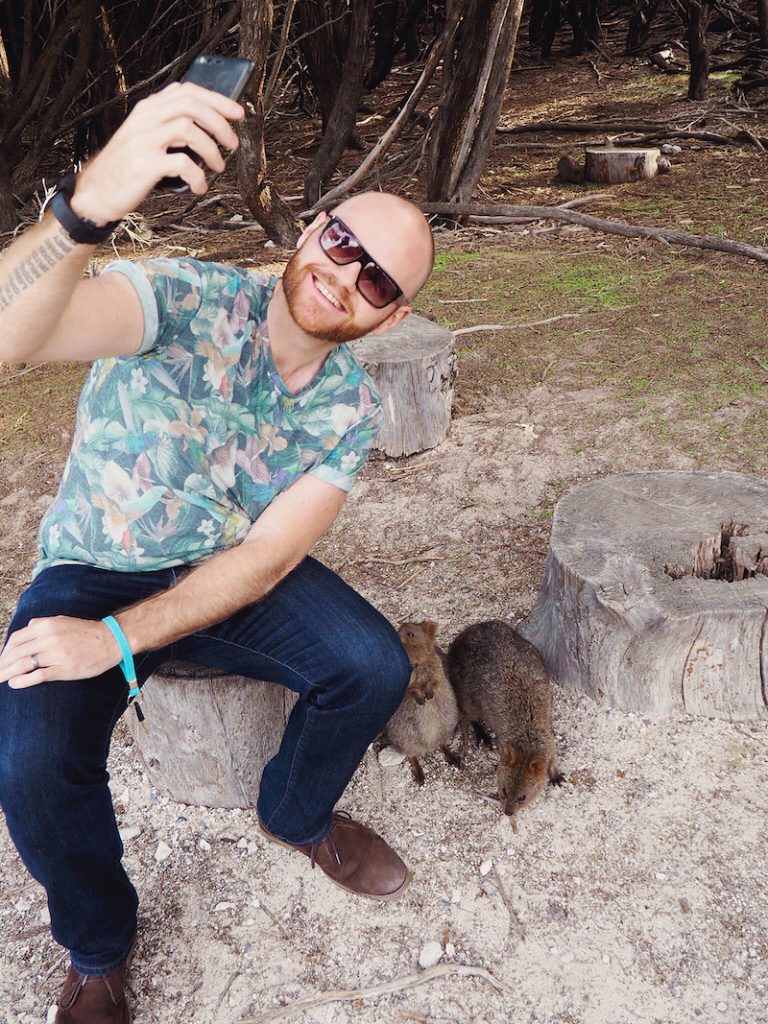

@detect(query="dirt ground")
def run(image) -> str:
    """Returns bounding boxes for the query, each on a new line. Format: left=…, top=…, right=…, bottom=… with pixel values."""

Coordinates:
left=1, top=37, right=768, bottom=1024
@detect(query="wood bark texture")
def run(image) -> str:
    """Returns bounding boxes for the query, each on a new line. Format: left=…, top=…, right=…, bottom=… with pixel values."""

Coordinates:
left=354, top=314, right=456, bottom=457
left=584, top=146, right=662, bottom=182
left=426, top=0, right=524, bottom=204
left=238, top=0, right=301, bottom=246
left=128, top=662, right=296, bottom=808
left=303, top=0, right=374, bottom=206
left=519, top=471, right=768, bottom=722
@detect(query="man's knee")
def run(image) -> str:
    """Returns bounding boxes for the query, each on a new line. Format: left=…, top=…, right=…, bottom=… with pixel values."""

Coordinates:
left=0, top=716, right=62, bottom=818
left=329, top=621, right=411, bottom=719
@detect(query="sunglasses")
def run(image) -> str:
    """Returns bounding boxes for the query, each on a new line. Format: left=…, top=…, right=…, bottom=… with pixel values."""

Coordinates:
left=318, top=216, right=404, bottom=309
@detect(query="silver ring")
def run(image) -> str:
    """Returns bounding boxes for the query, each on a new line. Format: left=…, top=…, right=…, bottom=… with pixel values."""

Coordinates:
left=30, top=653, right=40, bottom=671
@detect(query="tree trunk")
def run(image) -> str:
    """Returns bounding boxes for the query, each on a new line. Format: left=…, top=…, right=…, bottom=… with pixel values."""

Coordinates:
left=296, top=0, right=344, bottom=129
left=303, top=0, right=374, bottom=207
left=760, top=0, right=768, bottom=48
left=520, top=471, right=768, bottom=722
left=625, top=0, right=663, bottom=53
left=426, top=0, right=524, bottom=205
left=238, top=0, right=301, bottom=246
left=683, top=0, right=711, bottom=101
left=0, top=149, right=18, bottom=233
left=584, top=147, right=664, bottom=182
left=354, top=313, right=456, bottom=457
left=366, top=0, right=426, bottom=89
left=128, top=663, right=296, bottom=809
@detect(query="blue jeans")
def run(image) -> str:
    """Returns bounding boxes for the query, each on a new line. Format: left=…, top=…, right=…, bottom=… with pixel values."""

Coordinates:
left=0, top=559, right=409, bottom=975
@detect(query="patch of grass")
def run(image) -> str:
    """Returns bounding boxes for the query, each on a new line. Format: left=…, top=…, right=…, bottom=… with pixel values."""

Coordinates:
left=541, top=263, right=630, bottom=308
left=432, top=251, right=482, bottom=271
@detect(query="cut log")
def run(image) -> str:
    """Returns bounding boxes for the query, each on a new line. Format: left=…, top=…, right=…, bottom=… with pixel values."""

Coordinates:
left=127, top=662, right=296, bottom=808
left=355, top=314, right=456, bottom=458
left=584, top=147, right=664, bottom=183
left=519, top=471, right=768, bottom=721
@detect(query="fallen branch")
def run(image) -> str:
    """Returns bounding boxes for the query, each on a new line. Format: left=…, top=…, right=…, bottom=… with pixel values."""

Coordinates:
left=453, top=313, right=582, bottom=336
left=420, top=202, right=768, bottom=265
left=496, top=119, right=768, bottom=150
left=490, top=863, right=526, bottom=944
left=241, top=964, right=508, bottom=1023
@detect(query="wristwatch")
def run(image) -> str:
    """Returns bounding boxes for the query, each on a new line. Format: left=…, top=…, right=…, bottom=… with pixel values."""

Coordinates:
left=48, top=171, right=121, bottom=245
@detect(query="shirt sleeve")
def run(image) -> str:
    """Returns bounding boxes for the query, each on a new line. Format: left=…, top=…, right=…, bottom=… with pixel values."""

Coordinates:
left=309, top=405, right=383, bottom=492
left=101, top=258, right=204, bottom=355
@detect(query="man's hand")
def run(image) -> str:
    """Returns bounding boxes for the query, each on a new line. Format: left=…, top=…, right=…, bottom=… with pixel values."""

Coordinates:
left=71, top=81, right=245, bottom=225
left=0, top=617, right=122, bottom=688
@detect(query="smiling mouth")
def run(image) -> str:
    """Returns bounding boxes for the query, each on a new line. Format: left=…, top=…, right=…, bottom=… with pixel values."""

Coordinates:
left=312, top=273, right=346, bottom=312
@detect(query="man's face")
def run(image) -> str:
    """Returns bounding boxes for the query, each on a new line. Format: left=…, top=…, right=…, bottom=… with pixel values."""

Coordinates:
left=281, top=215, right=405, bottom=344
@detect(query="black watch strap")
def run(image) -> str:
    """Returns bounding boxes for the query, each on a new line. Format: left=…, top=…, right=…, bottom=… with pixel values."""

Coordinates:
left=48, top=171, right=120, bottom=245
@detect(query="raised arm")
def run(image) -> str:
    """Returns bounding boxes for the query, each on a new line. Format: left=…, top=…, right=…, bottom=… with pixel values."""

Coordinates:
left=0, top=82, right=244, bottom=365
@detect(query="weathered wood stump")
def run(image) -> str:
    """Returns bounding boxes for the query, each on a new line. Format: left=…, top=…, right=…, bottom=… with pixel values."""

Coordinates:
left=127, top=662, right=296, bottom=808
left=520, top=471, right=768, bottom=721
left=355, top=313, right=456, bottom=457
left=584, top=147, right=668, bottom=183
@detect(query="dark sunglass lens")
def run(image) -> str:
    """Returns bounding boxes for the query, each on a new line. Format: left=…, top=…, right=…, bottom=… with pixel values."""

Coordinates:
left=358, top=262, right=399, bottom=308
left=321, top=222, right=362, bottom=263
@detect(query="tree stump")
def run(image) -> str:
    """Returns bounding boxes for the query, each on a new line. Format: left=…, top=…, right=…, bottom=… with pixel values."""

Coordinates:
left=127, top=662, right=296, bottom=808
left=519, top=471, right=768, bottom=721
left=355, top=313, right=456, bottom=457
left=584, top=147, right=666, bottom=183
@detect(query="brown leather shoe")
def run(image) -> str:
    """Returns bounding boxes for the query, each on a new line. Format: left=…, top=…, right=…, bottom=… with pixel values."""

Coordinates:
left=259, top=811, right=411, bottom=901
left=54, top=961, right=132, bottom=1024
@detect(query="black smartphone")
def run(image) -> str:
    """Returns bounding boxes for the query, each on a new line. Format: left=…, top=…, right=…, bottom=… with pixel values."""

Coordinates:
left=157, top=53, right=255, bottom=194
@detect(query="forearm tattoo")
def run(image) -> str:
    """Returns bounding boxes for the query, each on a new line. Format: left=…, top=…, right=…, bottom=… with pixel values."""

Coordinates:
left=0, top=225, right=77, bottom=315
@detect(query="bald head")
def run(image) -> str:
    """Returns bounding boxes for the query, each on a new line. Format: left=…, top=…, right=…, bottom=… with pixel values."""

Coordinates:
left=331, top=192, right=434, bottom=301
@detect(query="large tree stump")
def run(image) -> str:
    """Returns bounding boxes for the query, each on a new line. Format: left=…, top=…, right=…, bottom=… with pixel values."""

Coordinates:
left=584, top=147, right=667, bottom=183
left=127, top=662, right=296, bottom=808
left=520, top=471, right=768, bottom=721
left=355, top=314, right=456, bottom=457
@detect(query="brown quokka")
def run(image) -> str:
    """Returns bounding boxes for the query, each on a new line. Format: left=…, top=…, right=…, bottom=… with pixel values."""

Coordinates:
left=385, top=621, right=460, bottom=786
left=446, top=620, right=564, bottom=822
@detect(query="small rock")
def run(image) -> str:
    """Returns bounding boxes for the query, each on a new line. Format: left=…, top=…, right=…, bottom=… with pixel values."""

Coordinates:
left=119, top=826, right=141, bottom=842
left=264, top=240, right=276, bottom=249
left=378, top=746, right=406, bottom=767
left=247, top=842, right=259, bottom=854
left=602, top=954, right=611, bottom=964
left=154, top=841, right=172, bottom=863
left=47, top=1005, right=58, bottom=1024
left=479, top=860, right=493, bottom=876
left=40, top=907, right=51, bottom=925
left=450, top=889, right=462, bottom=904
left=215, top=901, right=235, bottom=912
left=198, top=838, right=211, bottom=852
left=237, top=838, right=247, bottom=849
left=654, top=872, right=667, bottom=881
left=716, top=1003, right=727, bottom=1013
left=418, top=942, right=443, bottom=969
left=445, top=942, right=455, bottom=957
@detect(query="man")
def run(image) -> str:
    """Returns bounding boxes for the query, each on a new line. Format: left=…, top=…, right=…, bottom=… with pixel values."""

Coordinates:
left=0, top=81, right=434, bottom=1024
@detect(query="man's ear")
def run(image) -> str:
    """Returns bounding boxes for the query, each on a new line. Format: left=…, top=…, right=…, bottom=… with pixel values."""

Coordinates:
left=372, top=305, right=411, bottom=335
left=296, top=211, right=329, bottom=249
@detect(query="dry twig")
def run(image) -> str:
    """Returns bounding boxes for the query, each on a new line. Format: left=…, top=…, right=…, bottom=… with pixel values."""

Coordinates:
left=241, top=963, right=508, bottom=1023
left=490, top=863, right=526, bottom=943
left=453, top=313, right=582, bottom=336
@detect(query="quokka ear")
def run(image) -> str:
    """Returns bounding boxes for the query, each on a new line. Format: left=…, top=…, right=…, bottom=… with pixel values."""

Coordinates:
left=500, top=744, right=521, bottom=768
left=527, top=755, right=546, bottom=776
left=421, top=620, right=438, bottom=640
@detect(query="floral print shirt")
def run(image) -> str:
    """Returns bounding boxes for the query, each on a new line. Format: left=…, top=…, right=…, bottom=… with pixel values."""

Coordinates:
left=33, top=258, right=382, bottom=577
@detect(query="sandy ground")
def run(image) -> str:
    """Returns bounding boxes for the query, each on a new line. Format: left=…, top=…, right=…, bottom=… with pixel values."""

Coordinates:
left=2, top=378, right=767, bottom=1024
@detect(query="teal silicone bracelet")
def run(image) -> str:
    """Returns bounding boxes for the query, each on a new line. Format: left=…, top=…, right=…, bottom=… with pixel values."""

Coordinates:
left=102, top=616, right=139, bottom=697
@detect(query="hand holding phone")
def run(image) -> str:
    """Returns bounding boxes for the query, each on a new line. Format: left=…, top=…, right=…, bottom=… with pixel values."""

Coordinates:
left=157, top=54, right=255, bottom=193
left=69, top=56, right=251, bottom=226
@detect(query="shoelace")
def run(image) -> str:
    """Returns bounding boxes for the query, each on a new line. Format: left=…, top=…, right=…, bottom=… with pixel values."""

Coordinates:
left=309, top=811, right=352, bottom=869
